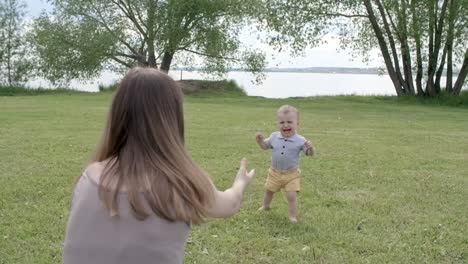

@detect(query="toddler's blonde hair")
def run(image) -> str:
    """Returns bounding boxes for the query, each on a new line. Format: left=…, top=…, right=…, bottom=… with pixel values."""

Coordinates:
left=277, top=105, right=299, bottom=119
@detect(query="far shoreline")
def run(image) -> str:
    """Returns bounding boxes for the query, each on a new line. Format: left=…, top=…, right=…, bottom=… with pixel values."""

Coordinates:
left=176, top=67, right=460, bottom=76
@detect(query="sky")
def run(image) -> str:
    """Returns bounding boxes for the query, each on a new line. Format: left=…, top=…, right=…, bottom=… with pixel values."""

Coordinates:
left=24, top=0, right=383, bottom=68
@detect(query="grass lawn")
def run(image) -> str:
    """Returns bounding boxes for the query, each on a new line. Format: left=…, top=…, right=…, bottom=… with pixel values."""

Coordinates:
left=0, top=92, right=467, bottom=263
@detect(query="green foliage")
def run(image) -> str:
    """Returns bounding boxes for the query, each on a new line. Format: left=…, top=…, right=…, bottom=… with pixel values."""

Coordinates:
left=178, top=79, right=246, bottom=97
left=30, top=0, right=266, bottom=83
left=259, top=0, right=334, bottom=52
left=30, top=14, right=117, bottom=83
left=97, top=82, right=118, bottom=92
left=242, top=50, right=267, bottom=84
left=0, top=0, right=32, bottom=86
left=389, top=90, right=468, bottom=108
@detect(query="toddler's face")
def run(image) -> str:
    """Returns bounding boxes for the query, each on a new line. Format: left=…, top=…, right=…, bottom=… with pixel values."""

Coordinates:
left=277, top=111, right=298, bottom=138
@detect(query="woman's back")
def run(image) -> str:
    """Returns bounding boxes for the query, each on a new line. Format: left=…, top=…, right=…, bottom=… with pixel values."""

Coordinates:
left=62, top=68, right=255, bottom=263
left=63, top=164, right=189, bottom=264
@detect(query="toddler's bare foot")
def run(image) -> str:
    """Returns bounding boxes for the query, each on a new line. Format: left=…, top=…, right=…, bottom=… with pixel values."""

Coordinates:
left=288, top=217, right=298, bottom=223
left=258, top=206, right=271, bottom=211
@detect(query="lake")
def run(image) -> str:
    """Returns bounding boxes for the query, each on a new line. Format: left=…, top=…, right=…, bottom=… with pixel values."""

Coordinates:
left=175, top=71, right=397, bottom=98
left=27, top=71, right=462, bottom=98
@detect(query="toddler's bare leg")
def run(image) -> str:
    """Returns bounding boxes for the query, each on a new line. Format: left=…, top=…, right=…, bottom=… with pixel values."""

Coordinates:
left=259, top=190, right=275, bottom=210
left=286, top=191, right=298, bottom=223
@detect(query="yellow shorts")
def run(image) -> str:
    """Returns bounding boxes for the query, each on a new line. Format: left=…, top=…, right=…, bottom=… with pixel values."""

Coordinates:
left=265, top=167, right=301, bottom=192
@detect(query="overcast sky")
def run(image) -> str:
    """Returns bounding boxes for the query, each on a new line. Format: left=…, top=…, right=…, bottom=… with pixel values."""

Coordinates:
left=24, top=0, right=382, bottom=68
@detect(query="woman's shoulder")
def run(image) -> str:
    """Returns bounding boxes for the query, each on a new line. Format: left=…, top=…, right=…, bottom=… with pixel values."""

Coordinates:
left=83, top=161, right=106, bottom=185
left=70, top=162, right=104, bottom=209
left=82, top=160, right=127, bottom=192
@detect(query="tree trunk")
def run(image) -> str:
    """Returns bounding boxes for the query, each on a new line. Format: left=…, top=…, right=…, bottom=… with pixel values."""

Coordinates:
left=364, top=0, right=404, bottom=96
left=7, top=42, right=12, bottom=86
left=435, top=44, right=447, bottom=93
left=445, top=39, right=453, bottom=93
left=452, top=50, right=468, bottom=95
left=426, top=0, right=449, bottom=96
left=147, top=51, right=157, bottom=68
left=426, top=0, right=436, bottom=96
left=7, top=7, right=13, bottom=86
left=446, top=47, right=453, bottom=92
left=410, top=0, right=424, bottom=96
left=445, top=0, right=457, bottom=93
left=160, top=51, right=174, bottom=73
left=147, top=1, right=157, bottom=68
left=375, top=0, right=408, bottom=94
left=399, top=0, right=415, bottom=95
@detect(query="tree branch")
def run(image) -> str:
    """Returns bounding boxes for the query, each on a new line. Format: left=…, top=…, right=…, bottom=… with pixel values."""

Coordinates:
left=114, top=51, right=141, bottom=60
left=180, top=48, right=241, bottom=62
left=109, top=0, right=147, bottom=38
left=317, top=12, right=368, bottom=18
left=111, top=56, right=133, bottom=68
left=282, top=5, right=368, bottom=18
left=122, top=0, right=148, bottom=37
left=85, top=6, right=141, bottom=57
left=131, top=0, right=149, bottom=31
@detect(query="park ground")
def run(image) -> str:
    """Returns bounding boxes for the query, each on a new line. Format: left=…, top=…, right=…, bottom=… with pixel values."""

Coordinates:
left=0, top=86, right=467, bottom=263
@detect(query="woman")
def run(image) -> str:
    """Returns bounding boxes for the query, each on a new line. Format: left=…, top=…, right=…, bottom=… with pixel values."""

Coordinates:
left=63, top=67, right=255, bottom=264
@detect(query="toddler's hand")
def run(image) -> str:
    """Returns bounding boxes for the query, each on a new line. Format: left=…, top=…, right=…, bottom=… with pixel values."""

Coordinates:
left=255, top=132, right=264, bottom=143
left=304, top=140, right=313, bottom=151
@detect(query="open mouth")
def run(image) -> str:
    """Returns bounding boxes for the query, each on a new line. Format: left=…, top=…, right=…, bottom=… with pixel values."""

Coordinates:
left=282, top=128, right=292, bottom=133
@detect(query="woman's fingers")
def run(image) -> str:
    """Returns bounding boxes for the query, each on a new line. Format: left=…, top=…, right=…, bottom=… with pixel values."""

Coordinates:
left=237, top=159, right=255, bottom=184
left=239, top=158, right=247, bottom=172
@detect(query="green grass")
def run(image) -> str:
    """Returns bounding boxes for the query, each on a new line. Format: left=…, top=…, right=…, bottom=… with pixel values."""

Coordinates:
left=0, top=92, right=467, bottom=263
left=0, top=85, right=88, bottom=96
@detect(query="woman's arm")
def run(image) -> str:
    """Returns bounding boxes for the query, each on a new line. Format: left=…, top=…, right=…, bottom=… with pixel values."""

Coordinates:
left=206, top=158, right=255, bottom=218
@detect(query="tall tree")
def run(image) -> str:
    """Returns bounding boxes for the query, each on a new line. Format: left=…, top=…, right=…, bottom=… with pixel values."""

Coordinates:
left=0, top=0, right=31, bottom=86
left=31, top=0, right=265, bottom=83
left=262, top=0, right=468, bottom=96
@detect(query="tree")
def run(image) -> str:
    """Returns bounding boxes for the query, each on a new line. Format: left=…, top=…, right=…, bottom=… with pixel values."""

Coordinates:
left=0, top=0, right=31, bottom=86
left=261, top=0, right=468, bottom=96
left=30, top=0, right=266, bottom=83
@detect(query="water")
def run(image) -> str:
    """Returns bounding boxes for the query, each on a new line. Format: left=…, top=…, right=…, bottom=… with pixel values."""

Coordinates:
left=26, top=70, right=462, bottom=98
left=176, top=71, right=397, bottom=98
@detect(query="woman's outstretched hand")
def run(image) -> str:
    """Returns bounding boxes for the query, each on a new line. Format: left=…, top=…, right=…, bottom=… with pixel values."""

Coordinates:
left=233, top=158, right=255, bottom=188
left=206, top=158, right=255, bottom=218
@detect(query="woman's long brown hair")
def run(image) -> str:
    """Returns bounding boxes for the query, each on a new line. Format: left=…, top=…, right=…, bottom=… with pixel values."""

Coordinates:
left=92, top=67, right=214, bottom=224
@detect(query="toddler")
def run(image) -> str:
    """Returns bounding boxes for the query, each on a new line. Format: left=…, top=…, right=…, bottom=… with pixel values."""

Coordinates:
left=256, top=105, right=314, bottom=223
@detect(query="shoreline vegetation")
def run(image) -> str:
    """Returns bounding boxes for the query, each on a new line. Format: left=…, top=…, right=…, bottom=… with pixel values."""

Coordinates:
left=174, top=67, right=386, bottom=75
left=174, top=66, right=461, bottom=76
left=1, top=79, right=467, bottom=108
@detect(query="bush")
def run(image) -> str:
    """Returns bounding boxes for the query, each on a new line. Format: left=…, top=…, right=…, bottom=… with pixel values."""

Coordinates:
left=375, top=90, right=468, bottom=108
left=177, top=79, right=246, bottom=97
left=98, top=82, right=119, bottom=92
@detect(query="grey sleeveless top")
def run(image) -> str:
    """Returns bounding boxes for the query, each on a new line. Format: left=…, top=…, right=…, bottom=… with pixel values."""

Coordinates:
left=63, top=171, right=190, bottom=264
